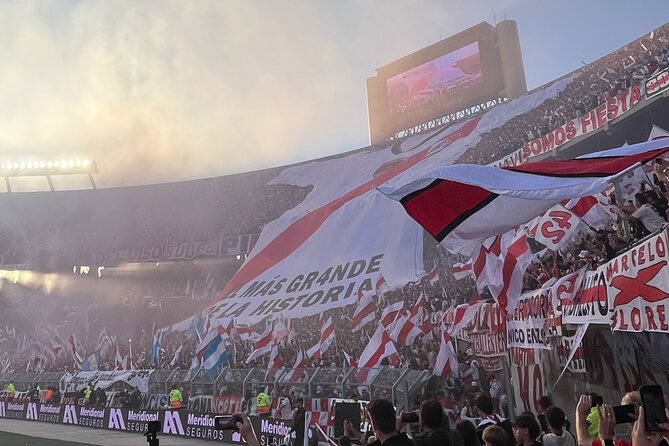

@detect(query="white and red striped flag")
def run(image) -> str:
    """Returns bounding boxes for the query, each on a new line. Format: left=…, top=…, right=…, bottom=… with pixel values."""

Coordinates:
left=351, top=293, right=376, bottom=332
left=282, top=349, right=306, bottom=384
left=425, top=267, right=439, bottom=286
left=381, top=138, right=669, bottom=254
left=390, top=312, right=423, bottom=347
left=376, top=275, right=389, bottom=296
left=245, top=324, right=272, bottom=363
left=306, top=316, right=335, bottom=359
left=447, top=298, right=485, bottom=337
left=379, top=301, right=403, bottom=327
left=266, top=343, right=285, bottom=379
left=452, top=261, right=473, bottom=280
left=272, top=319, right=292, bottom=345
left=433, top=329, right=458, bottom=377
left=358, top=325, right=397, bottom=368
left=342, top=350, right=358, bottom=368
left=390, top=295, right=425, bottom=346
left=494, top=231, right=536, bottom=310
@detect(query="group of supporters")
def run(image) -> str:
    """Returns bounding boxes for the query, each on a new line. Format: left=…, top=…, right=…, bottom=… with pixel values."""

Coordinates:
left=457, top=23, right=669, bottom=165
left=0, top=25, right=668, bottom=390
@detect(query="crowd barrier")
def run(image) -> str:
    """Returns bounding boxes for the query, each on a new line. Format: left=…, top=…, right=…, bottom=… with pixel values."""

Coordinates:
left=0, top=401, right=299, bottom=444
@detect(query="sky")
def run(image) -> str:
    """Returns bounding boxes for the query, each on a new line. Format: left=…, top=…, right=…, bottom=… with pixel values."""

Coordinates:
left=0, top=0, right=667, bottom=189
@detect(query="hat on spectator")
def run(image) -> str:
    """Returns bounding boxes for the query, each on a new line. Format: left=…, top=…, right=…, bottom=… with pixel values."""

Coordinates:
left=578, top=250, right=589, bottom=259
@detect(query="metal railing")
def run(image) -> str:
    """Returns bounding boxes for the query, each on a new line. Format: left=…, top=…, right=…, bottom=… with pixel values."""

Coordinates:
left=0, top=366, right=430, bottom=409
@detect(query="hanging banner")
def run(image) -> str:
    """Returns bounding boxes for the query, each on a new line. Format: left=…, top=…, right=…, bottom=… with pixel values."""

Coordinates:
left=561, top=266, right=611, bottom=325
left=646, top=68, right=669, bottom=99
left=490, top=83, right=643, bottom=167
left=63, top=370, right=153, bottom=393
left=609, top=228, right=669, bottom=332
left=507, top=287, right=552, bottom=350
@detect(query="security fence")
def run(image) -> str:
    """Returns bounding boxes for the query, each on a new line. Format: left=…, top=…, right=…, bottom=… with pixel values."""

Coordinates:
left=0, top=366, right=430, bottom=411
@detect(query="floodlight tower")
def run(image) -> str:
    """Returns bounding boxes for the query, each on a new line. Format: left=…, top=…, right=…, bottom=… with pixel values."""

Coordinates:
left=0, top=159, right=99, bottom=192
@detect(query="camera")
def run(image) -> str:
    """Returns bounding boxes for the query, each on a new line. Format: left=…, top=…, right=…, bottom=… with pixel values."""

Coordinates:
left=215, top=415, right=243, bottom=431
left=145, top=420, right=161, bottom=446
left=146, top=420, right=161, bottom=434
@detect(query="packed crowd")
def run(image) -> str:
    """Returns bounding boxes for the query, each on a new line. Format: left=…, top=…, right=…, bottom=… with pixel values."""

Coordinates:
left=0, top=169, right=311, bottom=269
left=1, top=156, right=667, bottom=386
left=457, top=23, right=669, bottom=165
left=2, top=27, right=668, bottom=272
left=325, top=386, right=669, bottom=446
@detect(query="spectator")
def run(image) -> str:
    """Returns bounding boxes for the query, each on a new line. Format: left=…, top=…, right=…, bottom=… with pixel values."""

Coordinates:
left=413, top=400, right=453, bottom=446
left=280, top=394, right=293, bottom=420
left=482, top=425, right=508, bottom=446
left=512, top=414, right=542, bottom=446
left=475, top=395, right=514, bottom=446
left=542, top=406, right=576, bottom=446
left=456, top=420, right=480, bottom=446
left=365, top=399, right=415, bottom=446
left=616, top=193, right=666, bottom=234
left=291, top=398, right=306, bottom=446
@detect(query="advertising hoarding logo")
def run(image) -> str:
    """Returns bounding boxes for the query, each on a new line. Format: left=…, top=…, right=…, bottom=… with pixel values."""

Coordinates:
left=108, top=408, right=126, bottom=430
left=163, top=411, right=185, bottom=435
left=63, top=405, right=78, bottom=425
left=26, top=403, right=37, bottom=420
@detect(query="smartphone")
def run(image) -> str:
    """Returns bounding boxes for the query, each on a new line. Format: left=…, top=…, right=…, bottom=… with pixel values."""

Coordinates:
left=613, top=404, right=636, bottom=424
left=640, top=384, right=667, bottom=432
left=401, top=412, right=419, bottom=424
left=589, top=393, right=604, bottom=406
left=538, top=414, right=549, bottom=432
left=214, top=415, right=242, bottom=431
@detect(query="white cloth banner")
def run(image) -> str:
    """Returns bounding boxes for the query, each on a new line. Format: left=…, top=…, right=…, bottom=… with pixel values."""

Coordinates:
left=507, top=286, right=553, bottom=350
left=62, top=370, right=153, bottom=393
left=609, top=228, right=669, bottom=332
left=196, top=75, right=574, bottom=324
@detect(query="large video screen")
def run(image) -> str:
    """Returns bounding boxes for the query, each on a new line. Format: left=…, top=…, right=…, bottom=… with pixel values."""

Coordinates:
left=386, top=42, right=482, bottom=115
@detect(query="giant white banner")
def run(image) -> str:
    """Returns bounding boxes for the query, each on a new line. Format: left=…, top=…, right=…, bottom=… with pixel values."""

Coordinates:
left=192, top=76, right=575, bottom=324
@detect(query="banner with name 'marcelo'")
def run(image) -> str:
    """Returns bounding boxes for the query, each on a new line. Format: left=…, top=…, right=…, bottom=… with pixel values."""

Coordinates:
left=608, top=228, right=669, bottom=332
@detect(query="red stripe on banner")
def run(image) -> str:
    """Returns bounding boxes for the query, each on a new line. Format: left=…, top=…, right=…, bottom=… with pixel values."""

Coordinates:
left=505, top=147, right=669, bottom=177
left=569, top=196, right=598, bottom=218
left=215, top=116, right=481, bottom=300
left=400, top=179, right=498, bottom=241
left=497, top=235, right=530, bottom=310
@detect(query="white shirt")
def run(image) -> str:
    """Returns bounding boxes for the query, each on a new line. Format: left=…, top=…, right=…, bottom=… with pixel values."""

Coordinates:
left=489, top=380, right=501, bottom=398
left=633, top=204, right=665, bottom=233
left=280, top=397, right=293, bottom=420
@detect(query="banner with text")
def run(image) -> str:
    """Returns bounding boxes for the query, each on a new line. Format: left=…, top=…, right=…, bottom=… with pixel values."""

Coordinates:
left=491, top=83, right=643, bottom=168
